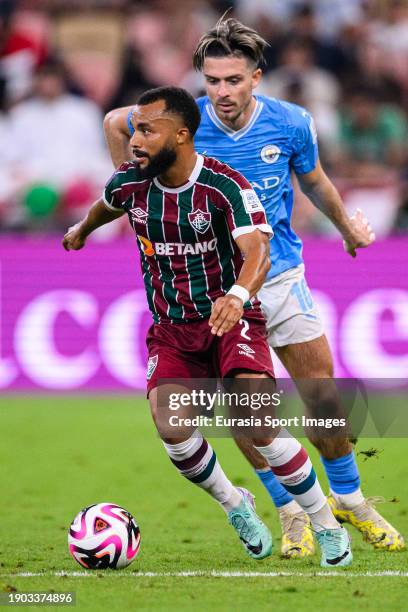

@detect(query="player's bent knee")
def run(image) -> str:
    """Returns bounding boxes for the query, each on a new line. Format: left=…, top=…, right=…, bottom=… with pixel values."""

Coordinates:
left=149, top=386, right=171, bottom=437
left=148, top=387, right=161, bottom=427
left=233, top=436, right=270, bottom=470
left=276, top=335, right=334, bottom=379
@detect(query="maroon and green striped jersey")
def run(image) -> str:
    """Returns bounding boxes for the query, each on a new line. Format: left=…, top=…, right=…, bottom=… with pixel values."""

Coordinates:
left=103, top=154, right=272, bottom=324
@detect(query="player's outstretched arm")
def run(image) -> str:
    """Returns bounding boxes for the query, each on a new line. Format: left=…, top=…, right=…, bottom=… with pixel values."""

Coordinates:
left=62, top=198, right=124, bottom=251
left=209, top=230, right=270, bottom=337
left=297, top=160, right=375, bottom=257
left=103, top=106, right=133, bottom=167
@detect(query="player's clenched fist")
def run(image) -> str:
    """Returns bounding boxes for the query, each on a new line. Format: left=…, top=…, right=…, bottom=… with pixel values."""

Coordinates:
left=343, top=208, right=376, bottom=258
left=62, top=223, right=87, bottom=251
left=209, top=295, right=244, bottom=337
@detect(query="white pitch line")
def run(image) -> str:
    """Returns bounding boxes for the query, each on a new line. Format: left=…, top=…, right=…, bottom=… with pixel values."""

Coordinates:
left=0, top=571, right=407, bottom=578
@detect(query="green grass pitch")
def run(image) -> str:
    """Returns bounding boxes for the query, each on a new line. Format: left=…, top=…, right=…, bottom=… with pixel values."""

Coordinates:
left=0, top=396, right=407, bottom=611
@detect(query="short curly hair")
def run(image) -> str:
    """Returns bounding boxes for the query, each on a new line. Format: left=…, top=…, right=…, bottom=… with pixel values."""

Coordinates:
left=137, top=86, right=201, bottom=137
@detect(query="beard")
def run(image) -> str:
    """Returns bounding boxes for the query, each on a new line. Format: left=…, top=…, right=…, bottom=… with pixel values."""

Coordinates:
left=135, top=146, right=177, bottom=180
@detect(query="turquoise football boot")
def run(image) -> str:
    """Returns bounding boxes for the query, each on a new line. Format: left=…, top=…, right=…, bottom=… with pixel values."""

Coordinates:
left=228, top=488, right=272, bottom=560
left=316, top=526, right=352, bottom=567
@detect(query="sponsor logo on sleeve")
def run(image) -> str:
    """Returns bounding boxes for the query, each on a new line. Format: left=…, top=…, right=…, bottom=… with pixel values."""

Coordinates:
left=240, top=189, right=264, bottom=214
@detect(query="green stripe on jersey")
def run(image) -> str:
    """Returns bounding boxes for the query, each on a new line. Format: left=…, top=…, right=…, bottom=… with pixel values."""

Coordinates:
left=147, top=187, right=183, bottom=322
left=199, top=165, right=253, bottom=229
left=210, top=208, right=236, bottom=293
left=104, top=166, right=141, bottom=208
left=178, top=187, right=212, bottom=317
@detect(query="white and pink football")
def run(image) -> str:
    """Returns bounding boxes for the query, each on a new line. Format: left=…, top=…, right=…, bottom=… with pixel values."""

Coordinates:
left=68, top=503, right=141, bottom=569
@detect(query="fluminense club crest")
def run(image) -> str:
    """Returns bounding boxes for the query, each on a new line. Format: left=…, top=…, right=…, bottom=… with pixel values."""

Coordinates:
left=146, top=355, right=158, bottom=380
left=188, top=209, right=211, bottom=234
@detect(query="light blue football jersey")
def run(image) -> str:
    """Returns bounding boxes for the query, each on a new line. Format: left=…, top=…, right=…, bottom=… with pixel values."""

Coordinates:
left=128, top=94, right=319, bottom=279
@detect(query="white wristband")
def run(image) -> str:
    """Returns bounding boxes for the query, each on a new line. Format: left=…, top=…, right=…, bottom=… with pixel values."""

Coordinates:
left=227, top=284, right=250, bottom=304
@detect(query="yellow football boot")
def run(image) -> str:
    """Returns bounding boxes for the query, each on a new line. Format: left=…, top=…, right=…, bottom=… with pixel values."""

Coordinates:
left=278, top=507, right=315, bottom=558
left=328, top=495, right=405, bottom=551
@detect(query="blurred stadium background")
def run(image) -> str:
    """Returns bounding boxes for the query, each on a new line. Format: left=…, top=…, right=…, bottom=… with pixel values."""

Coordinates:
left=0, top=0, right=407, bottom=391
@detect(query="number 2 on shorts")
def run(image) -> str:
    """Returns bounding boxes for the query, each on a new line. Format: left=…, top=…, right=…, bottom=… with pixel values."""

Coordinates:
left=239, top=318, right=251, bottom=340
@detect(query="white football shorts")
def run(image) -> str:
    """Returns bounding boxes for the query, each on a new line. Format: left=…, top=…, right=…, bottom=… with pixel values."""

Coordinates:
left=257, top=264, right=324, bottom=348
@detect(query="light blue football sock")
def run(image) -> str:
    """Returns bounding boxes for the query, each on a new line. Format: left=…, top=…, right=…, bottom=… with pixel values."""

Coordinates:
left=255, top=468, right=293, bottom=508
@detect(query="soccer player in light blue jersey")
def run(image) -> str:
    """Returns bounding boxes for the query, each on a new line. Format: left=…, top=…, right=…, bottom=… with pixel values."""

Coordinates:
left=103, top=17, right=404, bottom=557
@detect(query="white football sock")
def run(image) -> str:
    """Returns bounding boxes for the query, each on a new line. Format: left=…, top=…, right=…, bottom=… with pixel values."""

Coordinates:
left=163, top=431, right=241, bottom=512
left=309, top=502, right=340, bottom=532
left=279, top=500, right=303, bottom=515
left=255, top=430, right=327, bottom=514
left=331, top=488, right=365, bottom=509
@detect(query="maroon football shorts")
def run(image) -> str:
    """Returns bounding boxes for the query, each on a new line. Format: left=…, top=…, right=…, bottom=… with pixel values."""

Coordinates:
left=145, top=309, right=275, bottom=394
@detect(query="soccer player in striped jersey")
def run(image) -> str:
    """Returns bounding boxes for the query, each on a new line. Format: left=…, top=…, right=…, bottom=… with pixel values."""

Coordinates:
left=103, top=19, right=404, bottom=557
left=63, top=87, right=352, bottom=567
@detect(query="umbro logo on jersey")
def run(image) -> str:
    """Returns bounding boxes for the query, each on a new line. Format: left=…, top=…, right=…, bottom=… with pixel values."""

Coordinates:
left=130, top=207, right=148, bottom=224
left=188, top=209, right=212, bottom=234
left=237, top=343, right=255, bottom=358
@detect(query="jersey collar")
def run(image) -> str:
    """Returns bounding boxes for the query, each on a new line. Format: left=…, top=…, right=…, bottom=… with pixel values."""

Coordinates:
left=205, top=98, right=264, bottom=141
left=153, top=154, right=204, bottom=193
